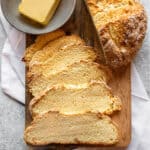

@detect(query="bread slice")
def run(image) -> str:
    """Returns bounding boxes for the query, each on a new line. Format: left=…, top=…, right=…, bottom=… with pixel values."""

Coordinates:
left=28, top=61, right=112, bottom=97
left=24, top=112, right=119, bottom=146
left=86, top=0, right=147, bottom=68
left=23, top=29, right=65, bottom=66
left=30, top=82, right=121, bottom=117
left=27, top=45, right=97, bottom=80
left=29, top=35, right=85, bottom=67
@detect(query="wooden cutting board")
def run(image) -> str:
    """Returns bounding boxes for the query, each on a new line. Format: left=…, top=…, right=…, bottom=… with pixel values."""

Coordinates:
left=25, top=0, right=131, bottom=149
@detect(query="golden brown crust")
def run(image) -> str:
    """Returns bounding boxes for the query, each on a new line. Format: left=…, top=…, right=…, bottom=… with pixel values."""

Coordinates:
left=86, top=0, right=147, bottom=68
left=99, top=10, right=147, bottom=68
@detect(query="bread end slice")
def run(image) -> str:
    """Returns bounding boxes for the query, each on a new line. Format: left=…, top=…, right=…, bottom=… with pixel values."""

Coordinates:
left=23, top=29, right=65, bottom=66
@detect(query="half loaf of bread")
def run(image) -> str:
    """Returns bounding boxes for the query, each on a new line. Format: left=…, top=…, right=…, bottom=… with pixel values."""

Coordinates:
left=86, top=0, right=147, bottom=68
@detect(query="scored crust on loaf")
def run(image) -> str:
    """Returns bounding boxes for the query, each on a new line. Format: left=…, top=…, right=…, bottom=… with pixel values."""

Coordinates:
left=24, top=112, right=119, bottom=146
left=28, top=61, right=112, bottom=97
left=29, top=81, right=121, bottom=117
left=29, top=35, right=85, bottom=67
left=86, top=0, right=147, bottom=68
left=23, top=29, right=65, bottom=66
left=27, top=45, right=97, bottom=81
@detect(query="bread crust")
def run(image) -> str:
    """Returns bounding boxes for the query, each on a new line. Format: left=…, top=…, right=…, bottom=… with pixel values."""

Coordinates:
left=99, top=10, right=147, bottom=68
left=86, top=0, right=147, bottom=68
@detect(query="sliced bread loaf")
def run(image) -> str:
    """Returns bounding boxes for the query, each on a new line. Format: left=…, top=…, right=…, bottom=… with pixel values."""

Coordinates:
left=27, top=45, right=97, bottom=80
left=23, top=29, right=65, bottom=66
left=30, top=82, right=121, bottom=117
left=24, top=112, right=119, bottom=146
left=28, top=61, right=111, bottom=97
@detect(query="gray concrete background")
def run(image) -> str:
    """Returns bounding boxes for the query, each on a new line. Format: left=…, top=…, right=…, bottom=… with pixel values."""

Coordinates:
left=0, top=5, right=150, bottom=150
left=0, top=19, right=27, bottom=150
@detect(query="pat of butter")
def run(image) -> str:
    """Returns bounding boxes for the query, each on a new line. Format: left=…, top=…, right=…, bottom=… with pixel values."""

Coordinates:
left=18, top=0, right=60, bottom=25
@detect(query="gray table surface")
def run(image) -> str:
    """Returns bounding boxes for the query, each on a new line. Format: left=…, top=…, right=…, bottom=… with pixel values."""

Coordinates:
left=0, top=12, right=150, bottom=150
left=0, top=20, right=26, bottom=150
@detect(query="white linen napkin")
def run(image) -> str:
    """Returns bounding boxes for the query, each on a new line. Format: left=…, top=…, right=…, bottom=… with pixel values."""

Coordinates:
left=0, top=1, right=150, bottom=149
left=0, top=7, right=25, bottom=103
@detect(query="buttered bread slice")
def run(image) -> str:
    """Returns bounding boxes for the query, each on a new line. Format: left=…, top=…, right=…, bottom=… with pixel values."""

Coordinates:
left=24, top=112, right=119, bottom=146
left=27, top=45, right=97, bottom=80
left=30, top=82, right=121, bottom=117
left=28, top=61, right=111, bottom=97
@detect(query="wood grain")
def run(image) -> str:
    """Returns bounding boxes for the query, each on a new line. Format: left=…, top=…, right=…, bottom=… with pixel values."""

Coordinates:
left=25, top=0, right=131, bottom=149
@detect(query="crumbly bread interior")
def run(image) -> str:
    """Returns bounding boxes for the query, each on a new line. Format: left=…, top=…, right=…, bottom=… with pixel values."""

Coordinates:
left=27, top=45, right=97, bottom=79
left=29, top=35, right=85, bottom=66
left=30, top=82, right=121, bottom=117
left=28, top=61, right=111, bottom=97
left=24, top=112, right=119, bottom=145
left=23, top=29, right=65, bottom=65
left=24, top=33, right=121, bottom=146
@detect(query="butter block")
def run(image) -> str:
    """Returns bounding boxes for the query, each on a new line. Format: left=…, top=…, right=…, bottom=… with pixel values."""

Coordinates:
left=19, top=0, right=60, bottom=25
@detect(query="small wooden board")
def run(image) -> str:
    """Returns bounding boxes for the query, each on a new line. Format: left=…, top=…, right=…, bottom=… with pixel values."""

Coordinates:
left=25, top=0, right=131, bottom=149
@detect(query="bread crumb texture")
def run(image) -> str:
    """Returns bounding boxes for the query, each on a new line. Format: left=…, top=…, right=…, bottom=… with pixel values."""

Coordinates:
left=24, top=112, right=119, bottom=145
left=24, top=31, right=121, bottom=146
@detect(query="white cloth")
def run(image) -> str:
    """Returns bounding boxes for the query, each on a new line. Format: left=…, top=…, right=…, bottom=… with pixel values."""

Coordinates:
left=0, top=1, right=150, bottom=149
left=0, top=7, right=25, bottom=103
